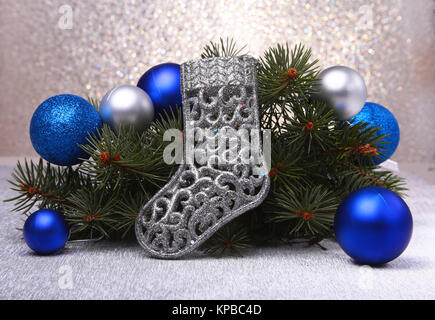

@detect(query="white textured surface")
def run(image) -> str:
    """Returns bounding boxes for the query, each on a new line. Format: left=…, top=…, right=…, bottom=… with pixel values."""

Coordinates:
left=1, top=163, right=434, bottom=300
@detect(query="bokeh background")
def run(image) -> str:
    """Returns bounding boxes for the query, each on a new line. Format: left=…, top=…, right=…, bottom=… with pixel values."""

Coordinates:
left=0, top=0, right=434, bottom=162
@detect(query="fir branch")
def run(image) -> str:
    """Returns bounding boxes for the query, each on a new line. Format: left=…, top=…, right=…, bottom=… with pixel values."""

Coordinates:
left=265, top=183, right=338, bottom=238
left=64, top=187, right=119, bottom=239
left=268, top=139, right=308, bottom=189
left=333, top=167, right=407, bottom=198
left=201, top=37, right=247, bottom=58
left=115, top=190, right=151, bottom=239
left=88, top=96, right=100, bottom=111
left=200, top=219, right=251, bottom=256
left=148, top=106, right=184, bottom=145
left=80, top=125, right=171, bottom=191
left=331, top=120, right=390, bottom=168
left=257, top=43, right=320, bottom=109
left=280, top=99, right=337, bottom=154
left=4, top=159, right=83, bottom=214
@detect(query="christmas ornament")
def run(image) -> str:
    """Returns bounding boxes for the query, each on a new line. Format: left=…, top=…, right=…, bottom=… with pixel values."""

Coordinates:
left=23, top=209, right=70, bottom=254
left=99, top=85, right=154, bottom=131
left=335, top=186, right=412, bottom=265
left=316, top=66, right=367, bottom=120
left=137, top=62, right=182, bottom=119
left=350, top=102, right=400, bottom=165
left=136, top=56, right=270, bottom=259
left=30, top=94, right=102, bottom=166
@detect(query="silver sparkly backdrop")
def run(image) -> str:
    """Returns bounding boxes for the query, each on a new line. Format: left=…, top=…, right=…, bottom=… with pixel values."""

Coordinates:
left=0, top=0, right=434, bottom=162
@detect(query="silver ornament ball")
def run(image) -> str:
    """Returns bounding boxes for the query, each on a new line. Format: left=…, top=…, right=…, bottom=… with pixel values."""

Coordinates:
left=317, top=66, right=367, bottom=120
left=99, top=85, right=154, bottom=131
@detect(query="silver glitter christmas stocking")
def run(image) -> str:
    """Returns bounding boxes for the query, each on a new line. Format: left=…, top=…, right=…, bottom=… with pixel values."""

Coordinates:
left=135, top=56, right=270, bottom=258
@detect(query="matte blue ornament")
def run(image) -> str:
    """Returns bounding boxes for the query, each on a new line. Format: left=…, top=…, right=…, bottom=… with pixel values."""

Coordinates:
left=30, top=94, right=102, bottom=166
left=335, top=186, right=412, bottom=265
left=350, top=102, right=400, bottom=164
left=23, top=209, right=70, bottom=254
left=137, top=63, right=182, bottom=120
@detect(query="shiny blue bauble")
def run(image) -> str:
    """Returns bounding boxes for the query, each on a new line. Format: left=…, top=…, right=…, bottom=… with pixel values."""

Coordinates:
left=30, top=94, right=102, bottom=166
left=335, top=186, right=413, bottom=265
left=23, top=209, right=70, bottom=254
left=350, top=102, right=400, bottom=164
left=137, top=63, right=182, bottom=120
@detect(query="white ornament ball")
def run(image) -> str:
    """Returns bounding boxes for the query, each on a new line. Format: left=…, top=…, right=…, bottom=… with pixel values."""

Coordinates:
left=99, top=85, right=154, bottom=131
left=317, top=66, right=367, bottom=120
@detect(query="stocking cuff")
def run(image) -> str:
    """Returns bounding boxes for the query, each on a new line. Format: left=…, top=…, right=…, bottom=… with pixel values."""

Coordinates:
left=180, top=55, right=258, bottom=94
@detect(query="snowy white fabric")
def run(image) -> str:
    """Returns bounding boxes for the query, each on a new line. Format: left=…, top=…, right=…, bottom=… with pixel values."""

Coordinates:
left=0, top=162, right=434, bottom=299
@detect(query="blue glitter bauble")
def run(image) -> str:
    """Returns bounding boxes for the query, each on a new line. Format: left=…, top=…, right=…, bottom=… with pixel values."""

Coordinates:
left=23, top=209, right=70, bottom=254
left=137, top=63, right=182, bottom=120
left=335, top=186, right=412, bottom=265
left=30, top=94, right=102, bottom=166
left=350, top=102, right=400, bottom=164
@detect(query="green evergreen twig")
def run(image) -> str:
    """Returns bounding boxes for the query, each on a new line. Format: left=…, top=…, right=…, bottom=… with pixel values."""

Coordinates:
left=3, top=39, right=407, bottom=255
